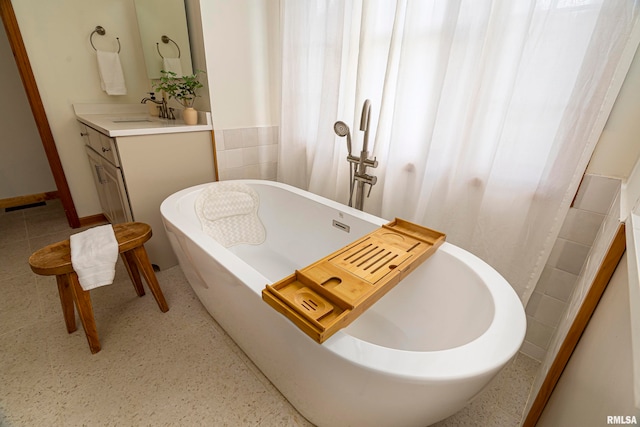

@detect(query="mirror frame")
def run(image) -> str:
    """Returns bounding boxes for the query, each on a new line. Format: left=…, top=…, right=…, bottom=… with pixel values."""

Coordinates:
left=134, top=0, right=194, bottom=79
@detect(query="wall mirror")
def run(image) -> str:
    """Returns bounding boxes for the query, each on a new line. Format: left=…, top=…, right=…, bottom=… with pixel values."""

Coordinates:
left=134, top=0, right=193, bottom=79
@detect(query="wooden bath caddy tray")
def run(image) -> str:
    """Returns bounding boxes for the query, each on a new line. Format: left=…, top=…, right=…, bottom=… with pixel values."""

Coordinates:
left=262, top=218, right=446, bottom=343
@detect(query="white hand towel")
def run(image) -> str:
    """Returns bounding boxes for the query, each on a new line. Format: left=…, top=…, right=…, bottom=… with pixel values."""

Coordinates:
left=70, top=224, right=119, bottom=291
left=96, top=50, right=127, bottom=95
left=162, top=57, right=183, bottom=76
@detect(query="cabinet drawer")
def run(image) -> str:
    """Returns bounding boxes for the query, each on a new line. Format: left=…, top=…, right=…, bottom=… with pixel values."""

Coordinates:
left=99, top=133, right=120, bottom=166
left=82, top=124, right=102, bottom=154
left=81, top=124, right=120, bottom=166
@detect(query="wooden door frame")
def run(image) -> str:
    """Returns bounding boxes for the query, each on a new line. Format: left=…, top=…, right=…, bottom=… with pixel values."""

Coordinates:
left=0, top=0, right=79, bottom=228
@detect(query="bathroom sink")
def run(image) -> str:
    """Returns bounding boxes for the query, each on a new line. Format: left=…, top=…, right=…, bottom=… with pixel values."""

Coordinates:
left=112, top=118, right=153, bottom=123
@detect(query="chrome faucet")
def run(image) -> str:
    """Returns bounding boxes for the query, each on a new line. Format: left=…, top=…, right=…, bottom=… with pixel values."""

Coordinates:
left=334, top=99, right=378, bottom=211
left=141, top=92, right=174, bottom=119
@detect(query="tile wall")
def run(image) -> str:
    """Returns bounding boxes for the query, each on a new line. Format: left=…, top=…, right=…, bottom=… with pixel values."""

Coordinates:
left=214, top=126, right=279, bottom=181
left=525, top=174, right=623, bottom=417
left=522, top=174, right=622, bottom=361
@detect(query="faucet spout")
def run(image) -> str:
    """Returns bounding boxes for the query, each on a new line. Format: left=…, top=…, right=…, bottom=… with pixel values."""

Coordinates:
left=141, top=94, right=172, bottom=119
left=360, top=99, right=371, bottom=153
left=141, top=97, right=162, bottom=105
left=353, top=99, right=375, bottom=211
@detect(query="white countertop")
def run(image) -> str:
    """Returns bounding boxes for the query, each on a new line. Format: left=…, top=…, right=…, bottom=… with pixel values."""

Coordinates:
left=73, top=103, right=213, bottom=137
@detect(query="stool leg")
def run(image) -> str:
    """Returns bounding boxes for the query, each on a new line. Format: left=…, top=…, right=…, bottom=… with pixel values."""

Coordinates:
left=121, top=252, right=145, bottom=297
left=131, top=245, right=169, bottom=313
left=68, top=272, right=101, bottom=354
left=55, top=274, right=77, bottom=333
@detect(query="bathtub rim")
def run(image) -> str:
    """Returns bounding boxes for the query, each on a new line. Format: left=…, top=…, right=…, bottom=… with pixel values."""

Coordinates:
left=161, top=179, right=527, bottom=381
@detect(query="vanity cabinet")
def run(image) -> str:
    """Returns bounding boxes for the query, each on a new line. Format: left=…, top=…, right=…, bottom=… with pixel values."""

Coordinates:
left=78, top=120, right=215, bottom=269
left=82, top=123, right=133, bottom=224
left=86, top=145, right=132, bottom=224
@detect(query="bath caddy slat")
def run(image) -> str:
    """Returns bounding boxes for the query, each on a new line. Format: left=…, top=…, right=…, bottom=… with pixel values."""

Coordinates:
left=262, top=218, right=445, bottom=343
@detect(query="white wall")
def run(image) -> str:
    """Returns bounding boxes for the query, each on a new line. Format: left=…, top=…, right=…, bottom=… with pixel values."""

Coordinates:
left=11, top=0, right=153, bottom=217
left=0, top=18, right=55, bottom=199
left=537, top=254, right=640, bottom=425
left=199, top=0, right=280, bottom=130
left=588, top=44, right=640, bottom=180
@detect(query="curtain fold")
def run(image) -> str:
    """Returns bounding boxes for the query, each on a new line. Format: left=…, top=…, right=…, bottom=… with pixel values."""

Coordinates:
left=278, top=0, right=640, bottom=303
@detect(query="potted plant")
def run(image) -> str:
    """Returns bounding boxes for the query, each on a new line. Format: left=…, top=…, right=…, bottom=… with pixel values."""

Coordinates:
left=153, top=70, right=204, bottom=124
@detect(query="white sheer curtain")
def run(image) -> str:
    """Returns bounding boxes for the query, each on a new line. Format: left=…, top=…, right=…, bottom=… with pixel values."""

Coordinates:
left=278, top=0, right=640, bottom=303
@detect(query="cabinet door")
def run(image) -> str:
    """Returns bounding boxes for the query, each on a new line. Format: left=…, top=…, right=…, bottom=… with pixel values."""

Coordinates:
left=100, top=160, right=133, bottom=224
left=86, top=147, right=110, bottom=215
left=85, top=146, right=133, bottom=224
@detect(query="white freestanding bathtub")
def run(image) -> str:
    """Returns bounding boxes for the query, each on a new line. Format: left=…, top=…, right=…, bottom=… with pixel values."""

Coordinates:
left=161, top=180, right=526, bottom=427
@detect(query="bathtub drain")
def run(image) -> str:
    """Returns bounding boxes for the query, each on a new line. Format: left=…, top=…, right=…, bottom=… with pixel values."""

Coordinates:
left=332, top=220, right=350, bottom=232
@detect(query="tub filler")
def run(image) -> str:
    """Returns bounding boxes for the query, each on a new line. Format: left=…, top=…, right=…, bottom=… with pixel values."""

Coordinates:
left=161, top=180, right=526, bottom=427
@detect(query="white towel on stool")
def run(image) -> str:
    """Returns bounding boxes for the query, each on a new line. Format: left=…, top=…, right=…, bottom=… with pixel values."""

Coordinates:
left=162, top=57, right=183, bottom=76
left=70, top=224, right=119, bottom=291
left=96, top=50, right=127, bottom=95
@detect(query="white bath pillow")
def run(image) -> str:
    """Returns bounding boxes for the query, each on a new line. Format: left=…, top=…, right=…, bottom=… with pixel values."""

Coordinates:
left=195, top=182, right=266, bottom=247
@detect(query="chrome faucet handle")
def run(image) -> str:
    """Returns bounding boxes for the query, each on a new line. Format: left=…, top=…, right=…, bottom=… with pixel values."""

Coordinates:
left=363, top=175, right=377, bottom=197
left=347, top=154, right=360, bottom=164
left=364, top=157, right=378, bottom=168
left=367, top=182, right=374, bottom=198
left=355, top=173, right=376, bottom=184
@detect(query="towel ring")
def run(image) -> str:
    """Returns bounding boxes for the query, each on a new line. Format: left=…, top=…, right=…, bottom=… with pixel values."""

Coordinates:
left=156, top=35, right=181, bottom=59
left=90, top=26, right=121, bottom=53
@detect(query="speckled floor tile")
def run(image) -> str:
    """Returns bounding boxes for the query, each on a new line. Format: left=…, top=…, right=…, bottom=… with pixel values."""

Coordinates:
left=0, top=211, right=28, bottom=245
left=1, top=201, right=540, bottom=427
left=432, top=353, right=540, bottom=426
left=27, top=224, right=96, bottom=253
left=0, top=238, right=33, bottom=280
left=486, top=407, right=521, bottom=426
left=34, top=274, right=67, bottom=322
left=0, top=322, right=63, bottom=427
left=493, top=352, right=540, bottom=420
left=24, top=200, right=71, bottom=240
left=0, top=273, right=41, bottom=334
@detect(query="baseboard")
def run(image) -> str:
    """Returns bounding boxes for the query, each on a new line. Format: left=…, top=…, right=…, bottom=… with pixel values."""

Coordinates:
left=0, top=191, right=59, bottom=210
left=78, top=213, right=109, bottom=227
left=0, top=193, right=108, bottom=229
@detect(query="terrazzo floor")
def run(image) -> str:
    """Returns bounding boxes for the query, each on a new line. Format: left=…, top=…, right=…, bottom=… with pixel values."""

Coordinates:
left=0, top=199, right=539, bottom=426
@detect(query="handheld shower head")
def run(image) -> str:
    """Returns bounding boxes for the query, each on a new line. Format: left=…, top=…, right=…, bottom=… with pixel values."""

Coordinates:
left=334, top=120, right=352, bottom=155
left=359, top=99, right=372, bottom=155
left=360, top=99, right=371, bottom=132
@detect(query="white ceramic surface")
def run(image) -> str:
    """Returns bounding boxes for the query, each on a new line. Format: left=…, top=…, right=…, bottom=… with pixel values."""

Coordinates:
left=73, top=103, right=212, bottom=137
left=160, top=179, right=526, bottom=427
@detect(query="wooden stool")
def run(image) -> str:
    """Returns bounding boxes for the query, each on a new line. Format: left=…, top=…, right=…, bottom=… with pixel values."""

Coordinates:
left=28, top=222, right=169, bottom=354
